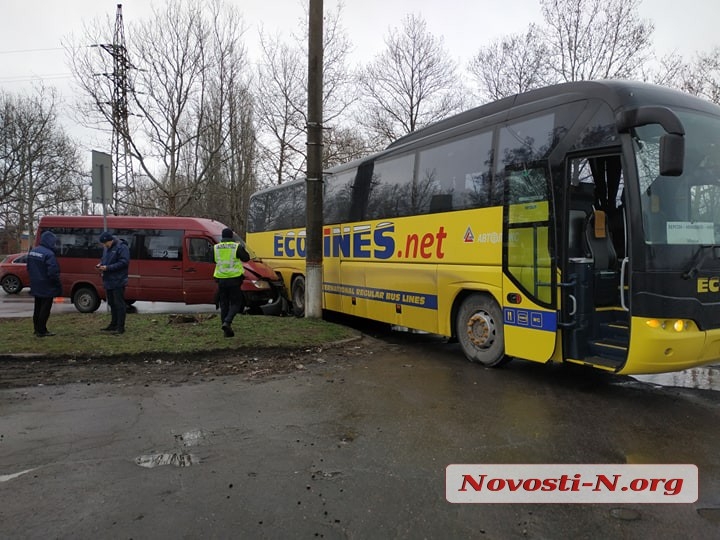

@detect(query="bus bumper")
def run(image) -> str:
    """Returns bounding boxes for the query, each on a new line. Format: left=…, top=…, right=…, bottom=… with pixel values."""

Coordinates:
left=620, top=317, right=720, bottom=375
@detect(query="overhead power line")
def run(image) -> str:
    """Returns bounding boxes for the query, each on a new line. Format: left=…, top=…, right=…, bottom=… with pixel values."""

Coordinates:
left=0, top=47, right=64, bottom=55
left=0, top=74, right=73, bottom=83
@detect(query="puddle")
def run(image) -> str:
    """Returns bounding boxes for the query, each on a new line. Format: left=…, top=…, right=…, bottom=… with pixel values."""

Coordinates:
left=136, top=428, right=208, bottom=468
left=633, top=365, right=720, bottom=391
left=0, top=468, right=37, bottom=482
left=311, top=469, right=343, bottom=480
left=697, top=507, right=720, bottom=523
left=174, top=429, right=207, bottom=447
left=135, top=453, right=199, bottom=468
left=609, top=508, right=641, bottom=521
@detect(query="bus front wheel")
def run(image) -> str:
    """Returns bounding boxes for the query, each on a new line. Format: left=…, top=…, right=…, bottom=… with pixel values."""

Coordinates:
left=73, top=286, right=101, bottom=313
left=291, top=275, right=306, bottom=318
left=456, top=294, right=508, bottom=367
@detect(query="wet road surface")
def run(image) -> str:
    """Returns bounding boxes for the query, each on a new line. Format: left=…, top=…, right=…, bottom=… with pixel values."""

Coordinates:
left=0, top=290, right=216, bottom=318
left=2, top=329, right=720, bottom=538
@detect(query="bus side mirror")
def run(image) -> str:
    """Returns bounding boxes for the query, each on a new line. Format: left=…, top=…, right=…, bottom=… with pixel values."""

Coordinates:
left=659, top=133, right=684, bottom=176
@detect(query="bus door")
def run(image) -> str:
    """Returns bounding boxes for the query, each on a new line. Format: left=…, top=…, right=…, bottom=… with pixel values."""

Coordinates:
left=562, top=155, right=629, bottom=369
left=183, top=236, right=217, bottom=304
left=503, top=165, right=558, bottom=362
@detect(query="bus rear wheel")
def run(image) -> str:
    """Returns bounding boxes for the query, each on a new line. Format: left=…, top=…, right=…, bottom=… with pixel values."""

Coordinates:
left=456, top=293, right=508, bottom=367
left=291, top=275, right=306, bottom=317
left=73, top=286, right=101, bottom=313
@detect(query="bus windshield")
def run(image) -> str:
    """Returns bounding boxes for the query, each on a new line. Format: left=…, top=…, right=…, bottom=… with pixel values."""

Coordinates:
left=635, top=110, right=720, bottom=268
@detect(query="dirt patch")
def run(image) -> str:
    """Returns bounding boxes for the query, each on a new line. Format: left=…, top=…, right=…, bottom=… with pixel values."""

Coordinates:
left=0, top=335, right=382, bottom=389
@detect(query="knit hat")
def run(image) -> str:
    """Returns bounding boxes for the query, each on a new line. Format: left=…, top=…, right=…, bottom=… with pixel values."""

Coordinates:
left=221, top=228, right=234, bottom=239
left=99, top=231, right=114, bottom=243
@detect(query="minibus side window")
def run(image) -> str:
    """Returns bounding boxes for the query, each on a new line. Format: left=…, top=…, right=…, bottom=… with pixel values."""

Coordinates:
left=188, top=238, right=214, bottom=263
left=139, top=229, right=183, bottom=260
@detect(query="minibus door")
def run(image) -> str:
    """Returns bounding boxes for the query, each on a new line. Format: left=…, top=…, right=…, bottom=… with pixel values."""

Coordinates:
left=183, top=236, right=217, bottom=304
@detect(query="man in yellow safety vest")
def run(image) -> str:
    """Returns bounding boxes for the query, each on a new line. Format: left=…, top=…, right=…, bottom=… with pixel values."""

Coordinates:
left=213, top=227, right=249, bottom=337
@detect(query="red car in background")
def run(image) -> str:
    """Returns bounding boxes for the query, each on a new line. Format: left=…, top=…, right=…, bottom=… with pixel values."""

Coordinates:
left=0, top=252, right=30, bottom=294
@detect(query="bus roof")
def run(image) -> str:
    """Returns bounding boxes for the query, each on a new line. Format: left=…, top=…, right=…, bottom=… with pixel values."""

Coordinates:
left=386, top=79, right=720, bottom=150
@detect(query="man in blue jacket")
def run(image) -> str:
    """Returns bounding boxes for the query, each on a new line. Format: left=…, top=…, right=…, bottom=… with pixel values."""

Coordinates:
left=27, top=230, right=62, bottom=337
left=98, top=231, right=130, bottom=334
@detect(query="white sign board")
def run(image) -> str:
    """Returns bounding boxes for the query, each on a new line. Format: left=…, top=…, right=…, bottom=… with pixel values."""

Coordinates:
left=666, top=222, right=715, bottom=244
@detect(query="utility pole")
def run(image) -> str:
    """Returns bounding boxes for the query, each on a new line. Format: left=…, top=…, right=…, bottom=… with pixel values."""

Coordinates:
left=305, top=0, right=324, bottom=318
left=98, top=3, right=135, bottom=215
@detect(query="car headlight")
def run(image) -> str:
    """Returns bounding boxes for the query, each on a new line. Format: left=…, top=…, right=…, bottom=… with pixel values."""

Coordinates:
left=247, top=280, right=271, bottom=290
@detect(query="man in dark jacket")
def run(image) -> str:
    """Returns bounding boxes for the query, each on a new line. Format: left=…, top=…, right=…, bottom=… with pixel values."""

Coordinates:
left=98, top=231, right=130, bottom=334
left=27, top=230, right=62, bottom=337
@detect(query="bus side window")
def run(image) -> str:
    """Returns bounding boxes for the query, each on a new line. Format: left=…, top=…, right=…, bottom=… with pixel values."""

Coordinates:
left=417, top=131, right=493, bottom=212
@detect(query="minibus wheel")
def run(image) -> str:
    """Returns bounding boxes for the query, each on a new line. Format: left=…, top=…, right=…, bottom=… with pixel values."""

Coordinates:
left=73, top=286, right=101, bottom=313
left=456, top=293, right=508, bottom=367
left=291, top=275, right=305, bottom=317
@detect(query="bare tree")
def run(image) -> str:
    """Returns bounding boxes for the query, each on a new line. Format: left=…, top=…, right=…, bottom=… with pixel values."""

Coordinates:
left=541, top=0, right=654, bottom=82
left=356, top=13, right=465, bottom=147
left=312, top=1, right=361, bottom=167
left=0, top=87, right=84, bottom=247
left=254, top=1, right=357, bottom=186
left=679, top=48, right=720, bottom=105
left=642, top=52, right=688, bottom=88
left=468, top=0, right=655, bottom=102
left=254, top=32, right=307, bottom=186
left=468, top=25, right=549, bottom=103
left=187, top=84, right=257, bottom=235
left=642, top=47, right=720, bottom=106
left=68, top=0, right=255, bottom=217
left=322, top=126, right=374, bottom=170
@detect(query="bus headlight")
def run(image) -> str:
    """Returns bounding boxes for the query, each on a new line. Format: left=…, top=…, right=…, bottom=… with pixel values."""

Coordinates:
left=645, top=319, right=692, bottom=332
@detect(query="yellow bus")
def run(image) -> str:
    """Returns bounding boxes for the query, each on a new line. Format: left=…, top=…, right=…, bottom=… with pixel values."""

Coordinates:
left=247, top=80, right=720, bottom=375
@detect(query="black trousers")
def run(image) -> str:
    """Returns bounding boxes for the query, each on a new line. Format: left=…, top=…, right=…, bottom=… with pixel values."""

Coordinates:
left=217, top=278, right=245, bottom=325
left=33, top=296, right=54, bottom=334
left=106, top=287, right=127, bottom=331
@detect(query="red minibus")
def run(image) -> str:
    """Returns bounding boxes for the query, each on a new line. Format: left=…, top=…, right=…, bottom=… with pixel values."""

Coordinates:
left=36, top=215, right=288, bottom=314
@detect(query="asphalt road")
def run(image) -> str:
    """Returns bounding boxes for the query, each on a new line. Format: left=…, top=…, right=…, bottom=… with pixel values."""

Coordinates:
left=2, top=326, right=720, bottom=538
left=2, top=290, right=720, bottom=538
left=0, top=290, right=216, bottom=318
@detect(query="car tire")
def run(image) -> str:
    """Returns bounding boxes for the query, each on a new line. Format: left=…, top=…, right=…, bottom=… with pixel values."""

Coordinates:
left=1, top=274, right=22, bottom=294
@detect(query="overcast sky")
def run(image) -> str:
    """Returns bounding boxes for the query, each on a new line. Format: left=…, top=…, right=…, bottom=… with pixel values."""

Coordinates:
left=1, top=0, right=719, bottom=154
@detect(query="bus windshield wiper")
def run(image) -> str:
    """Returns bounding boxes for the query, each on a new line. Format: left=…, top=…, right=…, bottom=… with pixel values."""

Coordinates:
left=682, top=244, right=720, bottom=279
